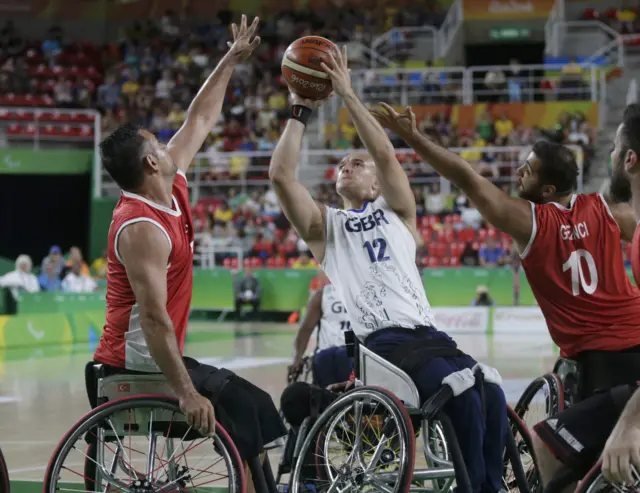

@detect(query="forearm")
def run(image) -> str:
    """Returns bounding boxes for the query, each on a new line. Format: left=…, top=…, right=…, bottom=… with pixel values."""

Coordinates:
left=269, top=120, right=305, bottom=183
left=342, top=91, right=395, bottom=161
left=293, top=327, right=313, bottom=361
left=186, top=52, right=236, bottom=122
left=405, top=130, right=476, bottom=189
left=141, top=313, right=197, bottom=399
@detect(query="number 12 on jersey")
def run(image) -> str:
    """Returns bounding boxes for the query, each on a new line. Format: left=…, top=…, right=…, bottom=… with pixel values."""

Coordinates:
left=364, top=238, right=390, bottom=263
left=562, top=249, right=598, bottom=296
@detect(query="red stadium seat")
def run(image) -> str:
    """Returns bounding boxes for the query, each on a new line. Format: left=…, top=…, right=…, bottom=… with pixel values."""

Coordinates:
left=426, top=257, right=438, bottom=267
left=430, top=242, right=447, bottom=258
left=273, top=257, right=286, bottom=268
left=448, top=257, right=460, bottom=267
left=450, top=242, right=465, bottom=257
left=582, top=8, right=599, bottom=20
left=250, top=257, right=262, bottom=268
left=457, top=227, right=476, bottom=243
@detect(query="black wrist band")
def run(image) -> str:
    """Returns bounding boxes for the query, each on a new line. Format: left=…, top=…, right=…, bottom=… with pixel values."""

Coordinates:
left=291, top=105, right=313, bottom=126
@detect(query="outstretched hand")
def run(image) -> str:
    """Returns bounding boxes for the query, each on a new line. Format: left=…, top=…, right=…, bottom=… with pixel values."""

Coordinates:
left=370, top=102, right=418, bottom=139
left=320, top=45, right=352, bottom=98
left=227, top=15, right=261, bottom=62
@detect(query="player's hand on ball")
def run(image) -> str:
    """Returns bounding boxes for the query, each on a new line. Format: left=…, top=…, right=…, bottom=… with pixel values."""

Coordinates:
left=370, top=102, right=418, bottom=139
left=289, top=91, right=331, bottom=109
left=320, top=45, right=352, bottom=98
left=180, top=392, right=216, bottom=436
left=602, top=425, right=640, bottom=485
left=227, top=14, right=261, bottom=62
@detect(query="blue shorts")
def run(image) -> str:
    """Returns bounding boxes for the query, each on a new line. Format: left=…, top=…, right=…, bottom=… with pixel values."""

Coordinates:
left=312, top=346, right=353, bottom=388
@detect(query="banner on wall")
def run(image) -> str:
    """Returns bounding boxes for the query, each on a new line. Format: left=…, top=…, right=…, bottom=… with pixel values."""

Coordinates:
left=432, top=307, right=489, bottom=334
left=0, top=149, right=92, bottom=174
left=492, top=306, right=548, bottom=334
left=463, top=0, right=555, bottom=20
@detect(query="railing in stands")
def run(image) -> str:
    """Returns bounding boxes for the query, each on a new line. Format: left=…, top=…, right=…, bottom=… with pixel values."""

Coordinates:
left=0, top=106, right=102, bottom=195
left=438, top=0, right=463, bottom=59
left=345, top=63, right=606, bottom=113
left=98, top=145, right=585, bottom=203
left=545, top=20, right=624, bottom=66
left=371, top=26, right=440, bottom=66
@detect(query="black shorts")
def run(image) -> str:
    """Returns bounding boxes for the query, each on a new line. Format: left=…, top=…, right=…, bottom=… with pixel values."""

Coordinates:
left=88, top=357, right=286, bottom=461
left=533, top=384, right=636, bottom=474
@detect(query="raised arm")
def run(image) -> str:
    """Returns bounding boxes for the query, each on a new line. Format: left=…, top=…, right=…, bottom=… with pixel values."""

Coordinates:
left=321, top=47, right=415, bottom=227
left=292, top=289, right=323, bottom=369
left=167, top=15, right=260, bottom=172
left=372, top=104, right=533, bottom=248
left=268, top=95, right=327, bottom=261
left=118, top=222, right=215, bottom=434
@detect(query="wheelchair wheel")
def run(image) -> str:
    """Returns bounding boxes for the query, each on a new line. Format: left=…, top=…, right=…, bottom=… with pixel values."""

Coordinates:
left=552, top=359, right=578, bottom=408
left=0, top=446, right=9, bottom=493
left=575, top=462, right=623, bottom=493
left=514, top=373, right=564, bottom=432
left=504, top=406, right=540, bottom=493
left=291, top=386, right=415, bottom=493
left=44, top=395, right=245, bottom=493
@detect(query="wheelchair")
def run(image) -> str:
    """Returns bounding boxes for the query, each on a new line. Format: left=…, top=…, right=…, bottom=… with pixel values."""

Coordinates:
left=43, top=363, right=276, bottom=493
left=0, top=444, right=9, bottom=493
left=285, top=333, right=535, bottom=493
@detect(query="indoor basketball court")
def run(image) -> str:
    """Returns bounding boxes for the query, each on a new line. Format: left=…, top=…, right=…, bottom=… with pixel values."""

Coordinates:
left=0, top=321, right=557, bottom=492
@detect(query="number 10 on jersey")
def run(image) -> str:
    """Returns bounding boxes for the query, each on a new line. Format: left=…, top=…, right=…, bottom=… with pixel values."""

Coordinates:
left=562, top=249, right=598, bottom=296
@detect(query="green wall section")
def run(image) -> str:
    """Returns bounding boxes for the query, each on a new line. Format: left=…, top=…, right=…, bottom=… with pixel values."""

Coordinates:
left=90, top=196, right=118, bottom=260
left=0, top=149, right=92, bottom=174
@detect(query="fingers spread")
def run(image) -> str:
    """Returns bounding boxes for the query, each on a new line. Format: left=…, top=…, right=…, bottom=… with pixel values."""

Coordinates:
left=250, top=36, right=261, bottom=49
left=341, top=45, right=348, bottom=66
left=231, top=23, right=238, bottom=40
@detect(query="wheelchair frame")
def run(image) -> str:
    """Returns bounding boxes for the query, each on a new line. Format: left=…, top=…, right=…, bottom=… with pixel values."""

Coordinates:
left=0, top=444, right=9, bottom=493
left=286, top=333, right=533, bottom=493
left=43, top=363, right=279, bottom=493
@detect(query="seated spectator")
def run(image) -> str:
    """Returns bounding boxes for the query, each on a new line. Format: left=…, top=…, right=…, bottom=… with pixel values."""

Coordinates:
left=214, top=201, right=233, bottom=226
left=477, top=146, right=499, bottom=179
left=292, top=252, right=317, bottom=269
left=460, top=200, right=483, bottom=230
left=64, top=246, right=90, bottom=277
left=479, top=237, right=506, bottom=267
left=91, top=250, right=108, bottom=279
left=471, top=285, right=494, bottom=306
left=460, top=242, right=479, bottom=266
left=0, top=254, right=40, bottom=293
left=424, top=183, right=445, bottom=216
left=62, top=259, right=97, bottom=292
left=39, top=258, right=62, bottom=292
left=233, top=267, right=261, bottom=319
left=494, top=112, right=514, bottom=146
left=476, top=111, right=495, bottom=142
left=263, top=187, right=281, bottom=217
left=41, top=245, right=65, bottom=278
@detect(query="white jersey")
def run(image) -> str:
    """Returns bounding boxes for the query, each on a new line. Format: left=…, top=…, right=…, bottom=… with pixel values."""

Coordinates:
left=317, top=283, right=350, bottom=350
left=322, top=196, right=435, bottom=340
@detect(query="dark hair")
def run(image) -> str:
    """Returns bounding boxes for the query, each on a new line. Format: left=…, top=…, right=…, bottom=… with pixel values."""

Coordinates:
left=621, top=103, right=640, bottom=155
left=532, top=140, right=578, bottom=195
left=99, top=123, right=147, bottom=191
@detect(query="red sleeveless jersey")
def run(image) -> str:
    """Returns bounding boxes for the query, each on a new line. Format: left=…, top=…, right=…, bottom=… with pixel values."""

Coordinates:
left=631, top=224, right=640, bottom=286
left=521, top=193, right=640, bottom=358
left=94, top=171, right=194, bottom=371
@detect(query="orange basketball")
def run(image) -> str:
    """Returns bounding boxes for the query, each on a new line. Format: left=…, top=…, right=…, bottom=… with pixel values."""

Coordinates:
left=281, top=36, right=339, bottom=101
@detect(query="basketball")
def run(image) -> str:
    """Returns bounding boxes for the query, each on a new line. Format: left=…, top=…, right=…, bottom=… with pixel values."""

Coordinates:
left=281, top=36, right=339, bottom=100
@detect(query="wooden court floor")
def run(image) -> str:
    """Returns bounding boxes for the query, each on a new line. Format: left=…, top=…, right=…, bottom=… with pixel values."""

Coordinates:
left=0, top=321, right=557, bottom=490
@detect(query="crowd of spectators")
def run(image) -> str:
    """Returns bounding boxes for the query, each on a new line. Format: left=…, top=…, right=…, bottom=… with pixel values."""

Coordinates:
left=0, top=245, right=101, bottom=296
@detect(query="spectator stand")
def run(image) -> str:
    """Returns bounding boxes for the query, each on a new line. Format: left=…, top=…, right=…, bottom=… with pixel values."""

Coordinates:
left=545, top=20, right=625, bottom=66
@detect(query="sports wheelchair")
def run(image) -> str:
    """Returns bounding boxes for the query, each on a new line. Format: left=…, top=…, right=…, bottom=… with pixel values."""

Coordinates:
left=0, top=444, right=9, bottom=493
left=282, top=332, right=535, bottom=493
left=43, top=363, right=278, bottom=493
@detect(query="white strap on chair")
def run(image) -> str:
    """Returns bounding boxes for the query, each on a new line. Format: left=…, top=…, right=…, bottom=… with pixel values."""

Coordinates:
left=473, top=363, right=503, bottom=386
left=442, top=368, right=476, bottom=396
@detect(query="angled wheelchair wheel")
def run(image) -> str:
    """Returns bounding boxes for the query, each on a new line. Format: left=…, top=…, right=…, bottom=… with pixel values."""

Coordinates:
left=44, top=395, right=245, bottom=493
left=291, top=386, right=415, bottom=493
left=0, top=445, right=9, bottom=493
left=504, top=406, right=539, bottom=493
left=575, top=461, right=625, bottom=493
left=514, top=373, right=564, bottom=432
